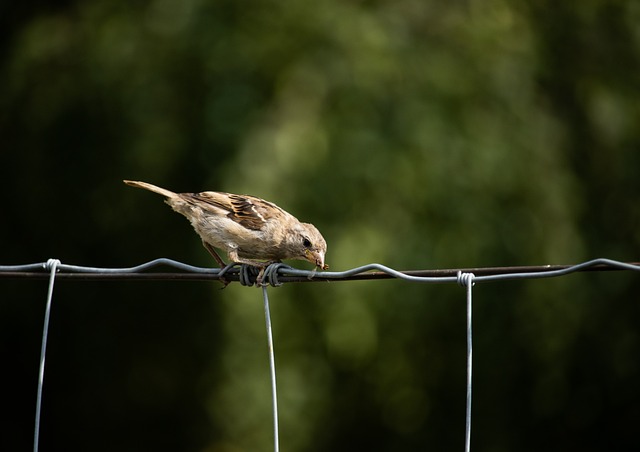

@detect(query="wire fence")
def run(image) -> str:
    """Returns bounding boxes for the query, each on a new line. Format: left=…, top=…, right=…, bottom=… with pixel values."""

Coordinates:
left=2, top=257, right=638, bottom=283
left=2, top=257, right=640, bottom=452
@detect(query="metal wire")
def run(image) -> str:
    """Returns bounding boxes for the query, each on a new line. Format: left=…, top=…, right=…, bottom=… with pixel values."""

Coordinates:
left=33, top=259, right=60, bottom=452
left=3, top=257, right=640, bottom=452
left=262, top=286, right=280, bottom=452
left=458, top=272, right=475, bottom=452
left=2, top=258, right=639, bottom=284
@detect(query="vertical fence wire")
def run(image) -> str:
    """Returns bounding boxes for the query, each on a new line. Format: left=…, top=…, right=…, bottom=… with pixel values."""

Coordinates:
left=33, top=259, right=60, bottom=452
left=262, top=286, right=280, bottom=452
left=458, top=272, right=475, bottom=452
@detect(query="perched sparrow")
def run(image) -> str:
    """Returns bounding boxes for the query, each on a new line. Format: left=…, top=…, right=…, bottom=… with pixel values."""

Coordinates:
left=124, top=180, right=328, bottom=273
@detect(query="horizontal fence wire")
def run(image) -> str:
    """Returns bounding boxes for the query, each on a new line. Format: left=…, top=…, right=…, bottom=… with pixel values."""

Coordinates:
left=1, top=258, right=639, bottom=285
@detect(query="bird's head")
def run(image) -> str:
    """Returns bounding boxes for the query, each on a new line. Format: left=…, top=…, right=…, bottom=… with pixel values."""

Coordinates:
left=289, top=223, right=328, bottom=270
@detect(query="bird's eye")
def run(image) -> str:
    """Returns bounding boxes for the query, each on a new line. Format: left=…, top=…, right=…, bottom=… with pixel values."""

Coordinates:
left=302, top=237, right=312, bottom=248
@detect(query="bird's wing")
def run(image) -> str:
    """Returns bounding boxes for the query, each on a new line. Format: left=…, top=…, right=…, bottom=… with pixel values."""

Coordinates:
left=185, top=192, right=285, bottom=231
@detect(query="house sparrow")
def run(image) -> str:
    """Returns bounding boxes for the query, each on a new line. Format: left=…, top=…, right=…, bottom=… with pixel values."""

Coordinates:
left=123, top=180, right=328, bottom=275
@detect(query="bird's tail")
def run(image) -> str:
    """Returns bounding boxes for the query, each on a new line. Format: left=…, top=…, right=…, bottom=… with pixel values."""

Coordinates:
left=123, top=180, right=177, bottom=198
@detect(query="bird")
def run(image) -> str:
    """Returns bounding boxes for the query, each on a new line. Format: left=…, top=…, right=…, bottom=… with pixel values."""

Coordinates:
left=123, top=180, right=328, bottom=283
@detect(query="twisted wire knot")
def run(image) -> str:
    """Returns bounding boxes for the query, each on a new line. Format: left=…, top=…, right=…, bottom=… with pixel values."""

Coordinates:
left=216, top=263, right=290, bottom=287
left=44, top=259, right=61, bottom=272
left=262, top=263, right=292, bottom=287
left=457, top=271, right=475, bottom=287
left=239, top=264, right=260, bottom=286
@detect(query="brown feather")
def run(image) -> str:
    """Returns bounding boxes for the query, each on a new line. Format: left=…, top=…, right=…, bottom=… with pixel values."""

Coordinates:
left=186, top=192, right=285, bottom=231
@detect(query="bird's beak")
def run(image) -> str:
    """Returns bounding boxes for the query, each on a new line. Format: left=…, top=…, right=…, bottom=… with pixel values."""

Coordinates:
left=305, top=249, right=328, bottom=270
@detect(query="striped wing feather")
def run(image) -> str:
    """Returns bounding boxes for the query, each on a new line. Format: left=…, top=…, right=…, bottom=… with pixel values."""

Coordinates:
left=185, top=192, right=284, bottom=231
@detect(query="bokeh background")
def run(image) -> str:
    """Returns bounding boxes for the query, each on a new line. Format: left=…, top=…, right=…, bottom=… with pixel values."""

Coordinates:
left=2, top=0, right=640, bottom=450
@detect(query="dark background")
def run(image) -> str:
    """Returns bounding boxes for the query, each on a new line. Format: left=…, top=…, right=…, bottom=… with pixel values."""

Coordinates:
left=1, top=0, right=639, bottom=450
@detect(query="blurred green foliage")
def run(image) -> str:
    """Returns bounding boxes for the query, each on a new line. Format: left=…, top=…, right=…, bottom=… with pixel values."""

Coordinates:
left=1, top=0, right=639, bottom=450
